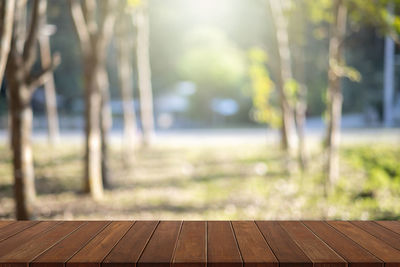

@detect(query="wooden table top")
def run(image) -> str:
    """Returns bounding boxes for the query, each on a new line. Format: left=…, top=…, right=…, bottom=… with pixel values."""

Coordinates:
left=0, top=221, right=399, bottom=267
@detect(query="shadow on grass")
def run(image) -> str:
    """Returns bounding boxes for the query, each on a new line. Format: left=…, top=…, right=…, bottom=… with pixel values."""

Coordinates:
left=35, top=176, right=81, bottom=196
left=0, top=184, right=13, bottom=198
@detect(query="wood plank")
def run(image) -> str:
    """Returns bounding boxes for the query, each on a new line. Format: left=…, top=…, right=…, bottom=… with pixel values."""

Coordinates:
left=0, top=221, right=84, bottom=267
left=0, top=221, right=38, bottom=242
left=0, top=221, right=14, bottom=230
left=376, top=221, right=400, bottom=235
left=32, top=221, right=109, bottom=267
left=232, top=221, right=277, bottom=267
left=303, top=221, right=382, bottom=267
left=351, top=221, right=400, bottom=250
left=67, top=221, right=133, bottom=267
left=138, top=221, right=182, bottom=267
left=207, top=221, right=242, bottom=267
left=328, top=221, right=400, bottom=267
left=103, top=221, right=158, bottom=267
left=0, top=221, right=59, bottom=258
left=255, top=221, right=311, bottom=267
left=173, top=221, right=206, bottom=267
left=279, top=221, right=346, bottom=267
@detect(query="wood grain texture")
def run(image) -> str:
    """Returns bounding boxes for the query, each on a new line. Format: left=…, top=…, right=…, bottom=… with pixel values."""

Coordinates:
left=32, top=221, right=110, bottom=267
left=173, top=221, right=206, bottom=267
left=256, top=221, right=312, bottom=267
left=0, top=221, right=59, bottom=259
left=279, top=221, right=346, bottom=267
left=103, top=221, right=158, bottom=267
left=0, top=221, right=38, bottom=242
left=207, top=221, right=242, bottom=267
left=0, top=221, right=84, bottom=267
left=67, top=221, right=133, bottom=267
left=351, top=221, right=400, bottom=250
left=376, top=221, right=400, bottom=235
left=0, top=222, right=14, bottom=230
left=232, top=221, right=277, bottom=267
left=0, top=221, right=399, bottom=267
left=303, top=221, right=382, bottom=267
left=329, top=221, right=400, bottom=267
left=138, top=221, right=182, bottom=267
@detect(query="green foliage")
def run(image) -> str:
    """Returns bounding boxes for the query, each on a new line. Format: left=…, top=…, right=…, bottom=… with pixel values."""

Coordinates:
left=247, top=47, right=281, bottom=127
left=177, top=27, right=247, bottom=122
left=178, top=28, right=246, bottom=91
left=343, top=146, right=400, bottom=193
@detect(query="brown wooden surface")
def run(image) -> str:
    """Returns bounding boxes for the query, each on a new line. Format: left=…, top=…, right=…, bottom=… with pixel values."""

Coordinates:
left=256, top=221, right=312, bottom=267
left=207, top=221, right=242, bottom=267
left=0, top=221, right=400, bottom=267
left=173, top=221, right=206, bottom=267
left=279, top=221, right=346, bottom=267
left=232, top=221, right=277, bottom=267
left=138, top=221, right=182, bottom=267
left=328, top=221, right=400, bottom=267
left=303, top=221, right=382, bottom=267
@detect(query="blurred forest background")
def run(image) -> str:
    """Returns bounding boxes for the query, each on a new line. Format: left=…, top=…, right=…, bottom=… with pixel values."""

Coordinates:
left=0, top=0, right=400, bottom=220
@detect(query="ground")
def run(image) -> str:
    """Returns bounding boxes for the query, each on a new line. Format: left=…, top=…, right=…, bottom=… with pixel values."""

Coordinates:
left=0, top=130, right=399, bottom=220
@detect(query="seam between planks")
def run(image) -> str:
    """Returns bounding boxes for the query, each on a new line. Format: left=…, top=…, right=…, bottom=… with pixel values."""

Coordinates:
left=295, top=221, right=347, bottom=263
left=254, top=221, right=280, bottom=265
left=350, top=221, right=400, bottom=252
left=136, top=220, right=161, bottom=265
left=170, top=220, right=184, bottom=266
left=29, top=221, right=89, bottom=266
left=373, top=221, right=400, bottom=235
left=229, top=221, right=244, bottom=267
left=0, top=221, right=41, bottom=243
left=324, top=221, right=387, bottom=263
left=205, top=221, right=208, bottom=266
left=63, top=221, right=112, bottom=266
left=100, top=221, right=137, bottom=266
left=276, top=221, right=313, bottom=264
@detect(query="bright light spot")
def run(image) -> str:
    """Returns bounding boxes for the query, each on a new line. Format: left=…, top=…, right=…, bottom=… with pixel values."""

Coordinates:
left=184, top=0, right=232, bottom=21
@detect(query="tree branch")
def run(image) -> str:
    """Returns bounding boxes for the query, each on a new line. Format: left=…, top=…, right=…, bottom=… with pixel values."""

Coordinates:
left=28, top=52, right=61, bottom=91
left=69, top=0, right=91, bottom=56
left=97, top=0, right=117, bottom=53
left=22, top=0, right=46, bottom=71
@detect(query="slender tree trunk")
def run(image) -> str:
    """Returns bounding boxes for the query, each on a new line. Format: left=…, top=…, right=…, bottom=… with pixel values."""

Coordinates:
left=383, top=4, right=395, bottom=127
left=326, top=0, right=347, bottom=185
left=268, top=0, right=297, bottom=162
left=6, top=0, right=58, bottom=220
left=98, top=64, right=112, bottom=189
left=296, top=84, right=307, bottom=170
left=39, top=34, right=60, bottom=144
left=69, top=0, right=116, bottom=197
left=135, top=4, right=155, bottom=146
left=116, top=17, right=137, bottom=150
left=83, top=58, right=103, bottom=198
left=0, top=0, right=15, bottom=83
left=8, top=84, right=35, bottom=220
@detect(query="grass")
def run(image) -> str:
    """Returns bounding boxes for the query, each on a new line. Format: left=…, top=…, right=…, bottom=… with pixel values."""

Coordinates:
left=0, top=140, right=399, bottom=220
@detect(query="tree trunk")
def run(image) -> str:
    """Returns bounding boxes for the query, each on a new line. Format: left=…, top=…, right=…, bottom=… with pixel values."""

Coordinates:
left=136, top=4, right=155, bottom=146
left=39, top=34, right=60, bottom=144
left=6, top=0, right=56, bottom=220
left=69, top=0, right=116, bottom=198
left=0, top=0, right=15, bottom=83
left=383, top=4, right=395, bottom=127
left=116, top=16, right=137, bottom=150
left=10, top=101, right=35, bottom=220
left=268, top=0, right=297, bottom=155
left=6, top=57, right=36, bottom=220
left=326, top=0, right=347, bottom=185
left=98, top=64, right=112, bottom=189
left=296, top=84, right=307, bottom=170
left=83, top=59, right=103, bottom=199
